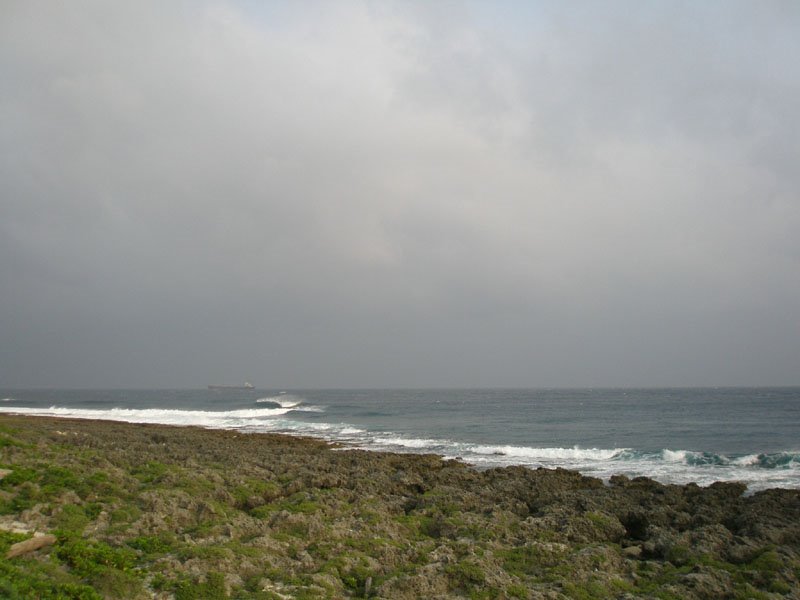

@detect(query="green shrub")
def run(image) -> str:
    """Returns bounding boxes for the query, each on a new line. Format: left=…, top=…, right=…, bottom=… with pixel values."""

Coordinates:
left=0, top=434, right=25, bottom=449
left=0, top=570, right=101, bottom=600
left=665, top=543, right=691, bottom=566
left=53, top=504, right=90, bottom=534
left=445, top=560, right=485, bottom=587
left=54, top=537, right=137, bottom=579
left=507, top=583, right=530, bottom=599
left=174, top=571, right=227, bottom=600
left=0, top=530, right=29, bottom=553
left=562, top=580, right=615, bottom=600
left=0, top=466, right=37, bottom=487
left=131, top=461, right=169, bottom=485
left=499, top=544, right=567, bottom=576
left=127, top=533, right=176, bottom=556
left=0, top=547, right=102, bottom=599
left=109, top=505, right=141, bottom=524
left=90, top=568, right=143, bottom=598
left=750, top=549, right=782, bottom=575
left=0, top=481, right=39, bottom=513
left=249, top=505, right=273, bottom=519
left=41, top=466, right=81, bottom=496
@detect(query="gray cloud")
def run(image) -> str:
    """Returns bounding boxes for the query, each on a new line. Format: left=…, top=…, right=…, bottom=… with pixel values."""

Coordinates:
left=1, top=0, right=798, bottom=388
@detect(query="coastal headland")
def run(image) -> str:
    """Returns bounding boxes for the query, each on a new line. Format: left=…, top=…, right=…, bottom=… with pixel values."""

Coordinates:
left=1, top=415, right=798, bottom=599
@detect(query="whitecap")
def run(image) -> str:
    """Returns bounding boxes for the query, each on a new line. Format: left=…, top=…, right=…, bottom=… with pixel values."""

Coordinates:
left=471, top=445, right=626, bottom=461
left=661, top=449, right=690, bottom=462
left=338, top=427, right=366, bottom=435
left=373, top=436, right=441, bottom=449
left=255, top=394, right=317, bottom=411
left=731, top=454, right=761, bottom=466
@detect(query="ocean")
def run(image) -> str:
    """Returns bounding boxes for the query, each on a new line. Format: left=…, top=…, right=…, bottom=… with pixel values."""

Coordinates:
left=1, top=387, right=798, bottom=492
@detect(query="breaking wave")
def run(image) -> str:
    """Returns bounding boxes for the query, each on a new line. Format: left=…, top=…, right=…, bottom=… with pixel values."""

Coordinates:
left=470, top=445, right=625, bottom=460
left=659, top=449, right=800, bottom=469
left=0, top=404, right=323, bottom=430
left=254, top=395, right=324, bottom=412
left=256, top=395, right=301, bottom=408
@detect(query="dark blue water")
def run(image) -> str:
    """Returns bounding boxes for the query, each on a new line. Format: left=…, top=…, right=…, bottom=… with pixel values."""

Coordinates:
left=2, top=388, right=798, bottom=491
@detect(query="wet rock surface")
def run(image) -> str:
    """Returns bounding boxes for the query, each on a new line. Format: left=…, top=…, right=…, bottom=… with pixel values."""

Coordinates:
left=0, top=415, right=798, bottom=598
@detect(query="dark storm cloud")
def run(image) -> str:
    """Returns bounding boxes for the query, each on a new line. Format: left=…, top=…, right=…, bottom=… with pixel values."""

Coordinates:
left=1, top=1, right=798, bottom=387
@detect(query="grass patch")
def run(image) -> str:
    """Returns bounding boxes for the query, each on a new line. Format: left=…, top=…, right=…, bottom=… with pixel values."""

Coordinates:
left=0, top=434, right=26, bottom=449
left=127, top=532, right=177, bottom=557
left=173, top=572, right=227, bottom=600
left=40, top=466, right=82, bottom=496
left=0, top=562, right=102, bottom=600
left=498, top=543, right=568, bottom=577
left=445, top=559, right=486, bottom=587
left=0, top=532, right=103, bottom=599
left=109, top=504, right=141, bottom=524
left=130, top=461, right=169, bottom=485
left=54, top=536, right=137, bottom=579
left=0, top=465, right=37, bottom=487
left=53, top=504, right=91, bottom=534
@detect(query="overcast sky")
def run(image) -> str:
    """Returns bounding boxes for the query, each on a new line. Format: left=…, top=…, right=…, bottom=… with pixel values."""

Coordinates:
left=1, top=1, right=799, bottom=388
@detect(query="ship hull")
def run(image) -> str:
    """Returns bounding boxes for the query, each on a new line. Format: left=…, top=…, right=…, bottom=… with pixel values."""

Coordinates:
left=207, top=384, right=255, bottom=390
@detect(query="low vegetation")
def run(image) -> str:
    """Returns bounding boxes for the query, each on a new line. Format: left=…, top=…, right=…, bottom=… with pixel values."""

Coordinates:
left=0, top=416, right=798, bottom=598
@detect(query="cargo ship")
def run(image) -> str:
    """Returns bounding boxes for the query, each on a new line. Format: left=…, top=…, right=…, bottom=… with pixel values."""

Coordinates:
left=207, top=382, right=255, bottom=390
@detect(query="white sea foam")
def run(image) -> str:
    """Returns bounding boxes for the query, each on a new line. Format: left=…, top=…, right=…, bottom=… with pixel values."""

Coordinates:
left=731, top=454, right=760, bottom=466
left=0, top=405, right=293, bottom=427
left=471, top=445, right=626, bottom=461
left=373, top=436, right=442, bottom=449
left=662, top=449, right=689, bottom=462
left=256, top=395, right=298, bottom=407
left=277, top=399, right=300, bottom=408
left=1, top=398, right=13, bottom=402
left=254, top=396, right=326, bottom=414
left=339, top=427, right=366, bottom=435
left=254, top=395, right=322, bottom=411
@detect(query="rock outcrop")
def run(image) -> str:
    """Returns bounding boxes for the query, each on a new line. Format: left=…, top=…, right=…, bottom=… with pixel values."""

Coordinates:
left=0, top=415, right=798, bottom=599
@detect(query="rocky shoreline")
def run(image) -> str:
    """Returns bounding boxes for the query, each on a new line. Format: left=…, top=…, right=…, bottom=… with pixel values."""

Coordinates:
left=1, top=415, right=799, bottom=598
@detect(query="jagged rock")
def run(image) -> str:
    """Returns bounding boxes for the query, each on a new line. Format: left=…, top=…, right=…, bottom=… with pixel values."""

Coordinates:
left=0, top=519, right=33, bottom=534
